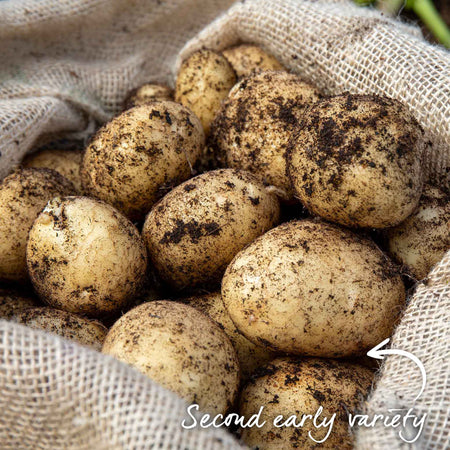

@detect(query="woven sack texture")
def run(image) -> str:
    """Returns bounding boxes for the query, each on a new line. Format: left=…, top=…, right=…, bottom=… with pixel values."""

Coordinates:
left=0, top=0, right=448, bottom=449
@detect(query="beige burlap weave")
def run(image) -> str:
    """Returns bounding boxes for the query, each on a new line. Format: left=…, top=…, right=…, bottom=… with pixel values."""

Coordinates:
left=0, top=0, right=448, bottom=448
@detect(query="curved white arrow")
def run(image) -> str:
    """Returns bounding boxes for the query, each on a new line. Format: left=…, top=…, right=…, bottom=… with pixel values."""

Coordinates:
left=367, top=338, right=426, bottom=402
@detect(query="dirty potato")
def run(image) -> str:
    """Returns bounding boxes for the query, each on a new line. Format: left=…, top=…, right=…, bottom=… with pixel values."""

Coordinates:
left=210, top=71, right=321, bottom=199
left=142, top=169, right=280, bottom=290
left=287, top=94, right=426, bottom=228
left=383, top=184, right=449, bottom=279
left=223, top=44, right=285, bottom=78
left=81, top=101, right=204, bottom=221
left=175, top=49, right=237, bottom=135
left=102, top=301, right=240, bottom=415
left=222, top=219, right=405, bottom=357
left=123, top=83, right=173, bottom=109
left=14, top=307, right=107, bottom=351
left=23, top=149, right=83, bottom=192
left=0, top=168, right=75, bottom=282
left=0, top=289, right=40, bottom=319
left=27, top=196, right=147, bottom=318
left=185, top=292, right=277, bottom=380
left=239, top=357, right=373, bottom=449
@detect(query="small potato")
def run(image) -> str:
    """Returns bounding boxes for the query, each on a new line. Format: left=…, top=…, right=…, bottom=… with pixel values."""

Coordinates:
left=23, top=149, right=83, bottom=192
left=222, top=219, right=405, bottom=357
left=223, top=44, right=285, bottom=78
left=0, top=290, right=39, bottom=319
left=27, top=196, right=148, bottom=318
left=0, top=168, right=76, bottom=282
left=210, top=71, right=321, bottom=199
left=142, top=169, right=280, bottom=290
left=287, top=94, right=426, bottom=228
left=123, top=83, right=173, bottom=110
left=383, top=185, right=450, bottom=279
left=102, top=301, right=240, bottom=415
left=185, top=292, right=276, bottom=380
left=175, top=49, right=237, bottom=135
left=239, top=357, right=373, bottom=449
left=13, top=307, right=107, bottom=351
left=81, top=101, right=204, bottom=221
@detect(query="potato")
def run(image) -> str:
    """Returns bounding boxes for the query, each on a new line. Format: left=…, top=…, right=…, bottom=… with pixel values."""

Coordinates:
left=175, top=49, right=237, bottom=135
left=184, top=292, right=276, bottom=380
left=81, top=101, right=204, bottom=221
left=287, top=94, right=426, bottom=228
left=222, top=219, right=405, bottom=357
left=383, top=185, right=449, bottom=279
left=23, top=149, right=83, bottom=192
left=13, top=307, right=107, bottom=351
left=102, top=301, right=240, bottom=414
left=223, top=44, right=285, bottom=78
left=239, top=357, right=373, bottom=449
left=0, top=289, right=39, bottom=319
left=0, top=168, right=76, bottom=282
left=123, top=83, right=173, bottom=110
left=27, top=196, right=147, bottom=318
left=210, top=71, right=321, bottom=199
left=142, top=169, right=280, bottom=290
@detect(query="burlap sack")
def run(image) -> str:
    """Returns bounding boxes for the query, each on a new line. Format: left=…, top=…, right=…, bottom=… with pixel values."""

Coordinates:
left=0, top=0, right=448, bottom=448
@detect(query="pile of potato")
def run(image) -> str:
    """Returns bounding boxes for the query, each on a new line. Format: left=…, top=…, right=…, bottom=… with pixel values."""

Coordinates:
left=0, top=44, right=448, bottom=449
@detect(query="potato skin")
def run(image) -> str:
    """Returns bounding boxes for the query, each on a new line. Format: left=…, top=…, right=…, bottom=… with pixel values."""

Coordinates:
left=0, top=168, right=76, bottom=282
left=123, top=83, right=173, bottom=110
left=175, top=49, right=237, bottom=135
left=23, top=149, right=83, bottom=192
left=222, top=219, right=405, bottom=357
left=210, top=71, right=320, bottom=199
left=142, top=169, right=280, bottom=290
left=13, top=307, right=107, bottom=351
left=81, top=101, right=204, bottom=221
left=287, top=94, right=426, bottom=228
left=223, top=44, right=285, bottom=78
left=27, top=196, right=148, bottom=318
left=239, top=357, right=373, bottom=449
left=0, top=290, right=39, bottom=319
left=184, top=292, right=276, bottom=380
left=102, top=301, right=240, bottom=415
left=384, top=185, right=450, bottom=279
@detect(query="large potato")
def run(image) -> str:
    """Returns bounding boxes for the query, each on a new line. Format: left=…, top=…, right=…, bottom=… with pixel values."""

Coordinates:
left=102, top=301, right=240, bottom=415
left=210, top=71, right=321, bottom=199
left=0, top=289, right=39, bottom=319
left=175, top=49, right=236, bottom=135
left=383, top=185, right=449, bottom=279
left=27, top=196, right=147, bottom=318
left=81, top=101, right=204, bottom=221
left=13, top=307, right=107, bottom=351
left=185, top=292, right=276, bottom=380
left=142, top=169, right=280, bottom=290
left=239, top=357, right=373, bottom=449
left=222, top=219, right=405, bottom=357
left=287, top=94, right=426, bottom=228
left=223, top=44, right=285, bottom=78
left=23, top=149, right=83, bottom=192
left=0, top=168, right=75, bottom=282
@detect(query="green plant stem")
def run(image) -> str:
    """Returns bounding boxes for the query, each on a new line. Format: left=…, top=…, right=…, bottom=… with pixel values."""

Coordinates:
left=409, top=0, right=450, bottom=48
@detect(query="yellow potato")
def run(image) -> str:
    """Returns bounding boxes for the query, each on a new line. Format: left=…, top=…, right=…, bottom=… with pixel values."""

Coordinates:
left=223, top=44, right=285, bottom=78
left=239, top=357, right=373, bottom=449
left=222, top=219, right=405, bottom=357
left=81, top=101, right=204, bottom=221
left=175, top=49, right=236, bottom=135
left=142, top=169, right=280, bottom=290
left=123, top=83, right=173, bottom=109
left=287, top=94, right=426, bottom=228
left=27, top=196, right=148, bottom=318
left=102, top=301, right=240, bottom=414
